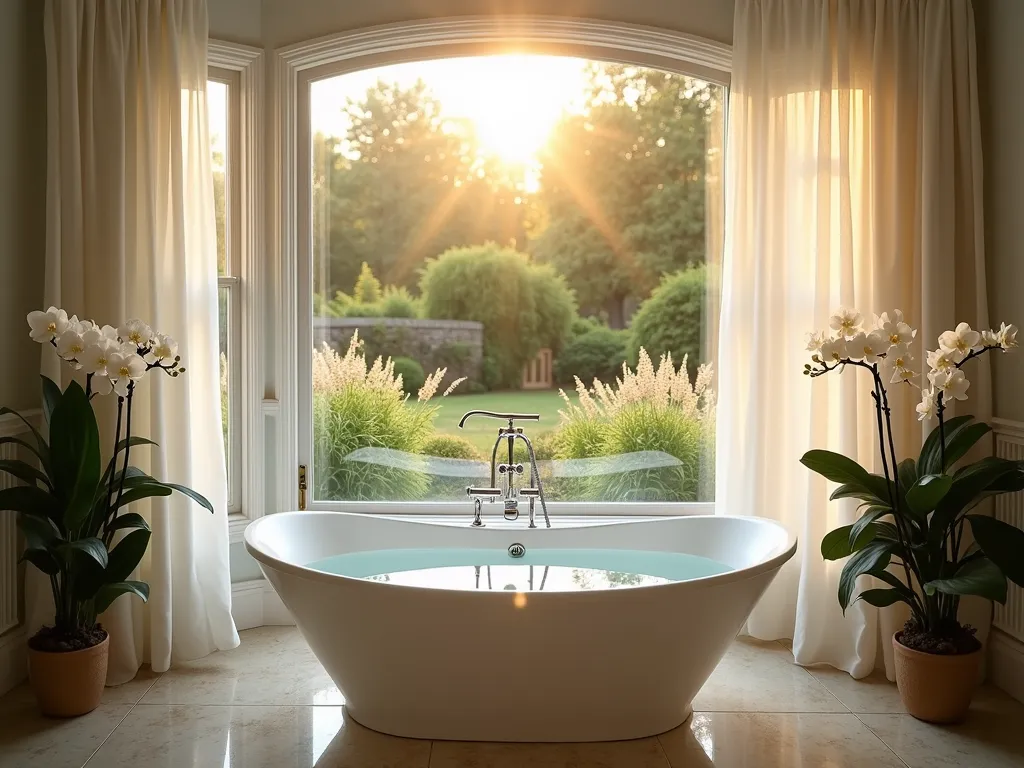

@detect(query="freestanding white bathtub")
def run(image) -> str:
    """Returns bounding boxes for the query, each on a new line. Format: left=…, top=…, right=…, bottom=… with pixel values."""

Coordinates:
left=244, top=512, right=796, bottom=742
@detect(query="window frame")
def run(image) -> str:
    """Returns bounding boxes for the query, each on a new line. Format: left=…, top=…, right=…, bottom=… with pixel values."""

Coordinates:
left=274, top=17, right=731, bottom=516
left=208, top=40, right=266, bottom=541
left=209, top=70, right=241, bottom=514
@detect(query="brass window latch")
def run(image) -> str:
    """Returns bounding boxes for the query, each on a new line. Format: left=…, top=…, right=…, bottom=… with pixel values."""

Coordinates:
left=298, top=464, right=307, bottom=511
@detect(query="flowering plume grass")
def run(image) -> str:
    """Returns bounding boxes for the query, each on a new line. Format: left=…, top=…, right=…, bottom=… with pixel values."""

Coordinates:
left=553, top=348, right=716, bottom=502
left=311, top=332, right=463, bottom=501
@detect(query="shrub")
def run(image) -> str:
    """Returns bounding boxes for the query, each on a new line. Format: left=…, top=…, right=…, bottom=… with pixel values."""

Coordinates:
left=340, top=301, right=384, bottom=318
left=553, top=327, right=629, bottom=386
left=313, top=292, right=338, bottom=318
left=551, top=349, right=716, bottom=502
left=528, top=430, right=558, bottom=461
left=353, top=262, right=382, bottom=304
left=420, top=244, right=577, bottom=389
left=380, top=285, right=420, bottom=318
left=422, top=434, right=483, bottom=461
left=312, top=333, right=464, bottom=501
left=420, top=434, right=485, bottom=500
left=628, top=265, right=707, bottom=376
left=315, top=291, right=354, bottom=318
left=393, top=356, right=426, bottom=395
left=480, top=350, right=502, bottom=391
left=435, top=340, right=472, bottom=367
left=570, top=315, right=606, bottom=338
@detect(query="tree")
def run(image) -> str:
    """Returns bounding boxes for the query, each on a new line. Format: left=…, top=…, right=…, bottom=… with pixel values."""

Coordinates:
left=353, top=262, right=382, bottom=303
left=531, top=64, right=719, bottom=326
left=312, top=80, right=532, bottom=295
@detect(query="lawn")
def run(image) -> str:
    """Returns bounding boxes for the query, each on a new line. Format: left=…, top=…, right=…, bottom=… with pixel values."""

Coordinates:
left=432, top=389, right=576, bottom=453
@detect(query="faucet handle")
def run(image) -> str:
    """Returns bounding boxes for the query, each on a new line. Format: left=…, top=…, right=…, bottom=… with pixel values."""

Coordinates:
left=466, top=486, right=502, bottom=498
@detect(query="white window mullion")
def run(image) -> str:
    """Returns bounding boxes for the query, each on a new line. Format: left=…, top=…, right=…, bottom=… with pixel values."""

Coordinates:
left=209, top=40, right=265, bottom=539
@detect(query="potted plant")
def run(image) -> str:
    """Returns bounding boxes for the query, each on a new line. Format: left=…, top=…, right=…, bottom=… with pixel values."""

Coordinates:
left=0, top=307, right=213, bottom=716
left=801, top=310, right=1024, bottom=722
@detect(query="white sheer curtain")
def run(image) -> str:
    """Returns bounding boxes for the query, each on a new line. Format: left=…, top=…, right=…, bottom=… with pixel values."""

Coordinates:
left=718, top=0, right=989, bottom=678
left=40, top=0, right=239, bottom=684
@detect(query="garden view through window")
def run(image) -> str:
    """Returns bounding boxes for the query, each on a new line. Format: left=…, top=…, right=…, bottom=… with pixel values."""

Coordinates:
left=307, top=55, right=723, bottom=506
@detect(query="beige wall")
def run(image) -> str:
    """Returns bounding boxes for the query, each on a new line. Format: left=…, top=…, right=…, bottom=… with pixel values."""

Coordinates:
left=208, top=0, right=262, bottom=45
left=207, top=0, right=734, bottom=48
left=976, top=0, right=1024, bottom=422
left=0, top=0, right=46, bottom=413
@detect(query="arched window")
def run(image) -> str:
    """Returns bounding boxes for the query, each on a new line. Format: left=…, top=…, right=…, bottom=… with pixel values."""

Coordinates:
left=275, top=18, right=730, bottom=517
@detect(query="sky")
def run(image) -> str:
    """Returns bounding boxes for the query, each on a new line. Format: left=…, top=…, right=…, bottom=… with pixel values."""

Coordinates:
left=309, top=54, right=591, bottom=166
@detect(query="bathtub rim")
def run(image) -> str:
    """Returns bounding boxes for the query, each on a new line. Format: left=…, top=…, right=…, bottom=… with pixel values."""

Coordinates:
left=244, top=511, right=798, bottom=595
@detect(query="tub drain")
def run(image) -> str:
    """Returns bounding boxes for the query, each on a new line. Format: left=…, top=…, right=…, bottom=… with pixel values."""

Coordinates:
left=508, top=543, right=526, bottom=558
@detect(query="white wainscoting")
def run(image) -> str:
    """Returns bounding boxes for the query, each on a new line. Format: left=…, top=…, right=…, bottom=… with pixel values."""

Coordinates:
left=0, top=409, right=41, bottom=696
left=991, top=417, right=1024, bottom=703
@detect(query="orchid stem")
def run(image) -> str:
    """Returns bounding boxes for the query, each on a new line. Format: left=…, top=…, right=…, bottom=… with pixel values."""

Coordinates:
left=112, top=384, right=135, bottom=529
left=870, top=368, right=922, bottom=622
left=103, top=396, right=125, bottom=545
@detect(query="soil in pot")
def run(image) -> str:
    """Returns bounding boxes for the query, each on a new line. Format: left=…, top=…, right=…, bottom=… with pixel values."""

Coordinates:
left=28, top=625, right=109, bottom=717
left=898, top=619, right=981, bottom=656
left=29, top=625, right=108, bottom=653
left=893, top=621, right=982, bottom=725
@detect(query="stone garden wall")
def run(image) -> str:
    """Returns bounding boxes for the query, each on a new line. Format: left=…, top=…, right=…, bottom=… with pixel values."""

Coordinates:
left=312, top=317, right=484, bottom=385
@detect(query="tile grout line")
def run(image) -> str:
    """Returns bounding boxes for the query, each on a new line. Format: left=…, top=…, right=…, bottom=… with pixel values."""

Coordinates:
left=769, top=637, right=856, bottom=715
left=850, top=711, right=913, bottom=768
left=78, top=700, right=141, bottom=767
left=654, top=733, right=675, bottom=768
left=80, top=673, right=162, bottom=767
left=792, top=661, right=855, bottom=715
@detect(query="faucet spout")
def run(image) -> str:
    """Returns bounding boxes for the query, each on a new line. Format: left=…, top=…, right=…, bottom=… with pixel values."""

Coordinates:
left=458, top=411, right=541, bottom=429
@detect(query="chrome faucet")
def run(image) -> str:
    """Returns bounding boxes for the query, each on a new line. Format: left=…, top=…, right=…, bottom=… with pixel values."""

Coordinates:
left=459, top=411, right=551, bottom=529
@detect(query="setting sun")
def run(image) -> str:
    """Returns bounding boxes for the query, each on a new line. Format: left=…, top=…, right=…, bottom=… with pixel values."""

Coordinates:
left=310, top=54, right=588, bottom=171
left=453, top=55, right=586, bottom=165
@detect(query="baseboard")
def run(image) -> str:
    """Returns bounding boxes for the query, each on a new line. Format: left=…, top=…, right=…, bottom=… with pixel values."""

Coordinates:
left=990, top=628, right=1024, bottom=704
left=231, top=579, right=293, bottom=631
left=0, top=628, right=28, bottom=696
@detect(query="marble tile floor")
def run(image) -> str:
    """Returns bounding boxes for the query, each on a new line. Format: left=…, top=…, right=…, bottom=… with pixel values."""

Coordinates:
left=1, top=626, right=1022, bottom=767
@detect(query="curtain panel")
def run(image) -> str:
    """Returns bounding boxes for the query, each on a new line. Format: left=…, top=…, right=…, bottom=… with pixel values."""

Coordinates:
left=718, top=0, right=988, bottom=678
left=41, top=0, right=238, bottom=684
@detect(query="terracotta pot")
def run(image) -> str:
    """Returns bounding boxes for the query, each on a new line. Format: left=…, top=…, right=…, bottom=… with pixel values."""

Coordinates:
left=28, top=633, right=109, bottom=717
left=892, top=631, right=981, bottom=723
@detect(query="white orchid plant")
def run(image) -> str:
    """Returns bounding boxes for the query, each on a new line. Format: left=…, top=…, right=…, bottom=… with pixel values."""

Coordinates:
left=0, top=307, right=211, bottom=647
left=28, top=308, right=184, bottom=397
left=802, top=309, right=1024, bottom=654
